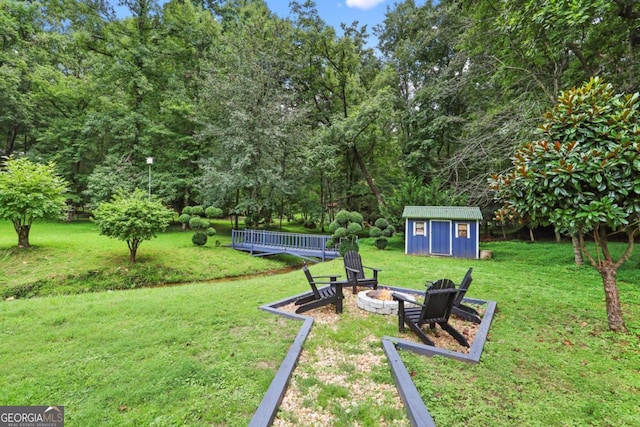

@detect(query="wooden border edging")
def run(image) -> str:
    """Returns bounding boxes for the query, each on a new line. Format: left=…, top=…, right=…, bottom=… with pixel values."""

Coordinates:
left=249, top=305, right=313, bottom=427
left=383, top=299, right=497, bottom=364
left=254, top=289, right=497, bottom=426
left=381, top=339, right=436, bottom=427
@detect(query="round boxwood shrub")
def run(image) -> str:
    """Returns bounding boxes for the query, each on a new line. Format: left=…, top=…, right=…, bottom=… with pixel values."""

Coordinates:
left=206, top=227, right=216, bottom=237
left=369, top=226, right=382, bottom=238
left=192, top=231, right=207, bottom=246
left=190, top=205, right=204, bottom=216
left=347, top=222, right=362, bottom=234
left=205, top=206, right=223, bottom=218
left=375, top=237, right=388, bottom=250
left=189, top=216, right=209, bottom=230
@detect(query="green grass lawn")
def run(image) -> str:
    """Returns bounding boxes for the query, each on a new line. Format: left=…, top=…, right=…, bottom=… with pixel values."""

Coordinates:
left=1, top=221, right=639, bottom=426
left=0, top=220, right=299, bottom=298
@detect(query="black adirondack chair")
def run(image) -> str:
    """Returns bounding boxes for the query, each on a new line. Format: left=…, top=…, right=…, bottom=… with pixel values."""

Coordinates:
left=343, top=250, right=380, bottom=294
left=393, top=279, right=470, bottom=348
left=451, top=268, right=482, bottom=324
left=295, top=265, right=345, bottom=314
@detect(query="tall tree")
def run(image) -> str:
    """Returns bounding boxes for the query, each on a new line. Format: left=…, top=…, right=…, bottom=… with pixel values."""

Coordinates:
left=378, top=0, right=482, bottom=202
left=0, top=0, right=49, bottom=157
left=490, top=78, right=640, bottom=332
left=197, top=0, right=307, bottom=225
left=291, top=1, right=395, bottom=215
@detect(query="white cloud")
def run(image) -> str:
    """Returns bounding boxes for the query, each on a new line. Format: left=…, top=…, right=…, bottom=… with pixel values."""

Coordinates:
left=345, top=0, right=385, bottom=10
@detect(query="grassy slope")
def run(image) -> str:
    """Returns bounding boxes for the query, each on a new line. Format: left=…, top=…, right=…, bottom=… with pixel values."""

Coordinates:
left=1, top=221, right=639, bottom=426
left=0, top=220, right=298, bottom=297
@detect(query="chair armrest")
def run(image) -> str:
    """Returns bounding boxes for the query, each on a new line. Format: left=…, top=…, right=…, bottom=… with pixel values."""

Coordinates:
left=392, top=292, right=424, bottom=307
left=344, top=266, right=360, bottom=281
left=363, top=265, right=381, bottom=272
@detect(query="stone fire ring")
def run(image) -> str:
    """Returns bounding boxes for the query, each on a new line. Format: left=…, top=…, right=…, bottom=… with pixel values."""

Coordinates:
left=357, top=289, right=417, bottom=315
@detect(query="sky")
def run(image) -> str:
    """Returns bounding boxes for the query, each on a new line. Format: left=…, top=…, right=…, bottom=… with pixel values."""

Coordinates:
left=266, top=0, right=392, bottom=33
left=268, top=0, right=428, bottom=49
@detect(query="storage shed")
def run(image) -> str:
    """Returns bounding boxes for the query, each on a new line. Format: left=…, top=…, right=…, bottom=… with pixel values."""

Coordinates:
left=402, top=206, right=483, bottom=259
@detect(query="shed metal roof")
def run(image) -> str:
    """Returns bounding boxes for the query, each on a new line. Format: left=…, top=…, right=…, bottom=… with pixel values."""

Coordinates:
left=402, top=206, right=483, bottom=220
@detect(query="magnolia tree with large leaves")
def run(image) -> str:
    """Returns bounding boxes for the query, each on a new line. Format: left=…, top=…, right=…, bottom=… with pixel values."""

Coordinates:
left=0, top=157, right=68, bottom=248
left=490, top=77, right=640, bottom=332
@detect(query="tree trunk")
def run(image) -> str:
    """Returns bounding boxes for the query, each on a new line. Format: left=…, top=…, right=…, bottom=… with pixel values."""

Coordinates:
left=528, top=226, right=535, bottom=242
left=571, top=234, right=583, bottom=266
left=127, top=239, right=139, bottom=263
left=6, top=127, right=17, bottom=155
left=351, top=146, right=384, bottom=207
left=555, top=231, right=561, bottom=242
left=599, top=261, right=627, bottom=332
left=17, top=224, right=30, bottom=248
left=234, top=189, right=240, bottom=229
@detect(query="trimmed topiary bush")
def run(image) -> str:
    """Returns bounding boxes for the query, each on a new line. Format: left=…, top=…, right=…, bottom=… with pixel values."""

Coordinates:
left=179, top=205, right=222, bottom=246
left=327, top=209, right=364, bottom=255
left=205, top=207, right=223, bottom=218
left=192, top=231, right=207, bottom=246
left=371, top=217, right=395, bottom=250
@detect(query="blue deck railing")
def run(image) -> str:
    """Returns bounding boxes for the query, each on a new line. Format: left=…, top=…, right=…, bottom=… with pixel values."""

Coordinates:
left=231, top=229, right=339, bottom=261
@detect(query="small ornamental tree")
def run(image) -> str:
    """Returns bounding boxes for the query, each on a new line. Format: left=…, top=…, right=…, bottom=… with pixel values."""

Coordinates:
left=369, top=218, right=396, bottom=250
left=489, top=77, right=640, bottom=333
left=0, top=157, right=68, bottom=248
left=93, top=189, right=174, bottom=263
left=327, top=210, right=363, bottom=255
left=178, top=205, right=222, bottom=246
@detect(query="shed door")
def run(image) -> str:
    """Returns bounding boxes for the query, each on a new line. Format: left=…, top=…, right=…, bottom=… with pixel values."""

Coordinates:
left=430, top=220, right=452, bottom=255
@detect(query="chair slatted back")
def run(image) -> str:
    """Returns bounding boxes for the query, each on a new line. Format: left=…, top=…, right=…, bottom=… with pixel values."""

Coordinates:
left=302, top=265, right=321, bottom=299
left=419, top=278, right=458, bottom=323
left=453, top=268, right=473, bottom=306
left=344, top=250, right=365, bottom=280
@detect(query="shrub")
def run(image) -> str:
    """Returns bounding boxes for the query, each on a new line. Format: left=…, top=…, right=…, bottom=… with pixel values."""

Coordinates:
left=189, top=216, right=209, bottom=230
left=192, top=232, right=207, bottom=246
left=205, top=206, right=223, bottom=218
left=327, top=209, right=364, bottom=255
left=93, top=189, right=174, bottom=262
left=375, top=238, right=388, bottom=250
left=180, top=205, right=221, bottom=246
left=371, top=217, right=395, bottom=250
left=369, top=226, right=383, bottom=238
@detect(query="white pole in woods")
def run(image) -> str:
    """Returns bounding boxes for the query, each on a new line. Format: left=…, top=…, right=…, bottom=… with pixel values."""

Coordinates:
left=146, top=157, right=153, bottom=200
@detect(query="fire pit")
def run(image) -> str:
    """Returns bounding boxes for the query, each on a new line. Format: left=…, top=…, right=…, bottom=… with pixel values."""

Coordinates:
left=356, top=289, right=417, bottom=315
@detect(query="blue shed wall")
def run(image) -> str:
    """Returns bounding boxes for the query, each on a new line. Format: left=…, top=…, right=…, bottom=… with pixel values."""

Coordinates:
left=405, top=219, right=430, bottom=255
left=451, top=221, right=479, bottom=258
left=405, top=218, right=479, bottom=259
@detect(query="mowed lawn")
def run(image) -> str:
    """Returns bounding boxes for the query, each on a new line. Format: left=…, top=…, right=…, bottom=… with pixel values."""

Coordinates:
left=1, top=220, right=639, bottom=426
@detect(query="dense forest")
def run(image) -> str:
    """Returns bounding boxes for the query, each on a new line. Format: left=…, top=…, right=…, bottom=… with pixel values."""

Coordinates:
left=2, top=0, right=639, bottom=228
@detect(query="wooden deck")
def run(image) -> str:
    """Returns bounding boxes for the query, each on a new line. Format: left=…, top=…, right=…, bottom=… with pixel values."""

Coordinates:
left=231, top=229, right=340, bottom=262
